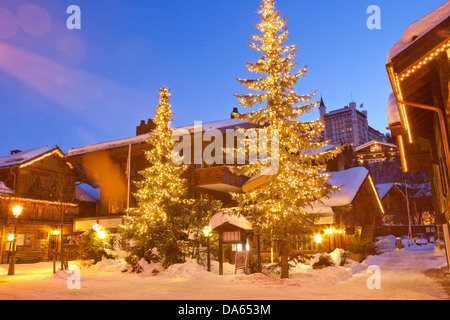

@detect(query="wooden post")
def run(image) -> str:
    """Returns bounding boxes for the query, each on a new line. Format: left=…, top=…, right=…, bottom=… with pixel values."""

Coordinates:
left=256, top=233, right=261, bottom=273
left=53, top=251, right=56, bottom=274
left=218, top=233, right=223, bottom=275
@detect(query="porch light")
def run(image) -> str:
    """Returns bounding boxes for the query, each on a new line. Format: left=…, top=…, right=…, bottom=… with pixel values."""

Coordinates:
left=8, top=204, right=23, bottom=276
left=7, top=234, right=14, bottom=242
left=12, top=205, right=23, bottom=217
left=97, top=230, right=107, bottom=239
left=203, top=225, right=212, bottom=272
left=314, top=234, right=323, bottom=244
left=203, top=226, right=212, bottom=237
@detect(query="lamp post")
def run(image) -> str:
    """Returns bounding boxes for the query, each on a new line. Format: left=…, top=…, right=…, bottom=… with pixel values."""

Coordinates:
left=255, top=226, right=262, bottom=273
left=7, top=233, right=14, bottom=264
left=324, top=228, right=333, bottom=252
left=8, top=205, right=23, bottom=276
left=203, top=226, right=212, bottom=272
left=314, top=233, right=323, bottom=252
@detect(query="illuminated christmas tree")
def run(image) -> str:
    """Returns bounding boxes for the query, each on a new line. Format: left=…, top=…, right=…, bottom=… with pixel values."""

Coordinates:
left=121, top=87, right=190, bottom=268
left=230, top=0, right=342, bottom=278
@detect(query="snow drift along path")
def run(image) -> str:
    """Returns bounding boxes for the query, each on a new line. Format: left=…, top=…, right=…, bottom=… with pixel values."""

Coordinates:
left=0, top=246, right=448, bottom=300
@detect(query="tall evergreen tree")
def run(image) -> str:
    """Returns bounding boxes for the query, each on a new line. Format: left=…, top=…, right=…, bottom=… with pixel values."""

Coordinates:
left=230, top=0, right=342, bottom=278
left=120, top=87, right=189, bottom=267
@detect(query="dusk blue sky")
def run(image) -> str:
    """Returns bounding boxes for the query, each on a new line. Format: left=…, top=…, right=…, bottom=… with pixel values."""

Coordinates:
left=0, top=0, right=447, bottom=156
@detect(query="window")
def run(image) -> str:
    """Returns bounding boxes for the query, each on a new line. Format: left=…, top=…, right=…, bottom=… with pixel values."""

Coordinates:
left=109, top=198, right=124, bottom=214
left=292, top=234, right=319, bottom=251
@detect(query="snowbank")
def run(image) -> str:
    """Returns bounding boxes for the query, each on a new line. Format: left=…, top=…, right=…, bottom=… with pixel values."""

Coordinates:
left=377, top=235, right=398, bottom=250
left=87, top=259, right=130, bottom=273
left=1, top=248, right=448, bottom=300
left=161, top=259, right=209, bottom=279
left=376, top=235, right=441, bottom=253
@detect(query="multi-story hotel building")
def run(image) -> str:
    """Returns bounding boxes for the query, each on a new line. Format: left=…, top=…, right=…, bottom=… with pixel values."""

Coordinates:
left=319, top=98, right=386, bottom=147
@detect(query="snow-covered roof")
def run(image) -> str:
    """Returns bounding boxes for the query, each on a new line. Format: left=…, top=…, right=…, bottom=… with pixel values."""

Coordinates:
left=0, top=181, right=14, bottom=195
left=387, top=1, right=450, bottom=63
left=76, top=185, right=100, bottom=203
left=387, top=93, right=401, bottom=126
left=209, top=212, right=253, bottom=231
left=0, top=146, right=58, bottom=169
left=376, top=183, right=403, bottom=200
left=243, top=166, right=370, bottom=208
left=68, top=118, right=249, bottom=157
left=323, top=167, right=369, bottom=206
left=68, top=134, right=152, bottom=157
left=354, top=140, right=397, bottom=152
left=300, top=167, right=371, bottom=216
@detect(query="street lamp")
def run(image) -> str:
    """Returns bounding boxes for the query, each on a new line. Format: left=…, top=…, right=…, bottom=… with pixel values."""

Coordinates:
left=97, top=230, right=107, bottom=240
left=203, top=226, right=212, bottom=272
left=8, top=204, right=23, bottom=276
left=324, top=228, right=333, bottom=252
left=314, top=234, right=323, bottom=252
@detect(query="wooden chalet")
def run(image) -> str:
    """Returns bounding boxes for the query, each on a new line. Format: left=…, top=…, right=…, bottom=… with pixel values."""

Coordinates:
left=66, top=117, right=255, bottom=232
left=0, top=146, right=93, bottom=263
left=377, top=183, right=408, bottom=226
left=377, top=182, right=434, bottom=227
left=354, top=140, right=399, bottom=165
left=240, top=166, right=384, bottom=256
left=385, top=1, right=450, bottom=266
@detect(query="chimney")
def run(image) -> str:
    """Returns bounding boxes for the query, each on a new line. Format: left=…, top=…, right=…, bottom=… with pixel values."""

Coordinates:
left=136, top=118, right=157, bottom=136
left=231, top=107, right=239, bottom=119
left=10, top=149, right=21, bottom=155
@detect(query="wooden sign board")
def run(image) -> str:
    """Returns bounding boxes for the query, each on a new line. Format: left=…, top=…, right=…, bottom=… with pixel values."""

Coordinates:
left=223, top=231, right=241, bottom=243
left=235, top=250, right=249, bottom=274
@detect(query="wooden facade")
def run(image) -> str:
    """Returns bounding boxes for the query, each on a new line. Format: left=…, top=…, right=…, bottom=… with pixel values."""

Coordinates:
left=354, top=140, right=399, bottom=165
left=386, top=7, right=450, bottom=266
left=0, top=147, right=94, bottom=263
left=66, top=118, right=255, bottom=224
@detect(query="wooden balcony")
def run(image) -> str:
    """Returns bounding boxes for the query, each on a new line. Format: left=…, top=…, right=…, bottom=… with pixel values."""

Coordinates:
left=195, top=166, right=248, bottom=193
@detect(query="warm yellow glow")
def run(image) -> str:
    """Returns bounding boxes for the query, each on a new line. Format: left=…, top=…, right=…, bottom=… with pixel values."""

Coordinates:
left=0, top=195, right=78, bottom=207
left=92, top=223, right=102, bottom=232
left=12, top=205, right=23, bottom=217
left=324, top=228, right=333, bottom=235
left=51, top=230, right=60, bottom=236
left=19, top=149, right=66, bottom=168
left=397, top=135, right=408, bottom=173
left=7, top=234, right=14, bottom=241
left=203, top=226, right=212, bottom=237
left=368, top=175, right=385, bottom=214
left=97, top=230, right=107, bottom=239
left=399, top=40, right=450, bottom=81
left=314, top=234, right=323, bottom=244
left=389, top=66, right=412, bottom=144
left=390, top=40, right=450, bottom=146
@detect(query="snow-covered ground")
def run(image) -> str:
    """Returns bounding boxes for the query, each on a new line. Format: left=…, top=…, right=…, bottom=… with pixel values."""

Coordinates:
left=0, top=237, right=448, bottom=300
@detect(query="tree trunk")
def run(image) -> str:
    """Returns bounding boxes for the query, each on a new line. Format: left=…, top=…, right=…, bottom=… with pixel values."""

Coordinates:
left=279, top=240, right=290, bottom=279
